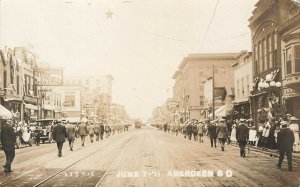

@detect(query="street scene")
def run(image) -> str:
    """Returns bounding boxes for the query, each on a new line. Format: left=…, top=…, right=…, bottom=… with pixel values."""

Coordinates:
left=0, top=0, right=300, bottom=186
left=0, top=127, right=300, bottom=187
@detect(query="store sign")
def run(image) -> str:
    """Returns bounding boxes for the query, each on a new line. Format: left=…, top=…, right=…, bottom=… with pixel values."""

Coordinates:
left=34, top=68, right=64, bottom=86
left=24, top=95, right=38, bottom=104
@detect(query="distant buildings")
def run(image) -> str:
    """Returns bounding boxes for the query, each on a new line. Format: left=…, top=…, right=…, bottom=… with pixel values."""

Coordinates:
left=63, top=75, right=130, bottom=123
left=172, top=53, right=237, bottom=121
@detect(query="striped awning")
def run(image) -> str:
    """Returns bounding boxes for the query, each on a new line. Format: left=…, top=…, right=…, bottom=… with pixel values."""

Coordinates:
left=0, top=104, right=13, bottom=118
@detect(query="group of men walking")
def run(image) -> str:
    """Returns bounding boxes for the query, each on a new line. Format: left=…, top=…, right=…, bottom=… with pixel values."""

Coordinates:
left=0, top=118, right=129, bottom=173
left=52, top=120, right=122, bottom=157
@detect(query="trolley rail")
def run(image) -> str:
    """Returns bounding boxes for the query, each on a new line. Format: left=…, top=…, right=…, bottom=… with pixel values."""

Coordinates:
left=32, top=135, right=133, bottom=187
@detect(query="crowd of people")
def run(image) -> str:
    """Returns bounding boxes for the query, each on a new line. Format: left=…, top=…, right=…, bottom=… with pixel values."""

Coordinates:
left=0, top=117, right=131, bottom=173
left=155, top=113, right=299, bottom=172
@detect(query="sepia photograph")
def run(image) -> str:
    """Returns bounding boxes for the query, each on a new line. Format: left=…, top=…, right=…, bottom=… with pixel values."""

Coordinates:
left=0, top=0, right=299, bottom=186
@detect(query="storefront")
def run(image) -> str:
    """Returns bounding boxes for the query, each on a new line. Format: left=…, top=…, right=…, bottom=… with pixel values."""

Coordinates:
left=23, top=95, right=39, bottom=123
left=233, top=99, right=251, bottom=120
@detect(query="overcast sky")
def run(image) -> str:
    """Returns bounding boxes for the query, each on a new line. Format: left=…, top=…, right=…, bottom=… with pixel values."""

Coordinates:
left=1, top=0, right=258, bottom=121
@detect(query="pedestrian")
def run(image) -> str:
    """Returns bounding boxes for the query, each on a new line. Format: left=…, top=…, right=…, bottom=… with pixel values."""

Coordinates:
left=186, top=121, right=193, bottom=140
left=230, top=124, right=237, bottom=143
left=163, top=123, right=168, bottom=133
left=289, top=116, right=300, bottom=152
left=78, top=121, right=88, bottom=147
left=248, top=125, right=257, bottom=146
left=208, top=120, right=217, bottom=148
left=276, top=121, right=295, bottom=171
left=35, top=125, right=42, bottom=146
left=197, top=121, right=204, bottom=143
left=236, top=119, right=249, bottom=157
left=105, top=124, right=111, bottom=138
left=268, top=119, right=277, bottom=150
left=262, top=121, right=271, bottom=150
left=216, top=118, right=228, bottom=151
left=192, top=121, right=198, bottom=141
left=1, top=119, right=16, bottom=173
left=94, top=123, right=101, bottom=141
left=256, top=121, right=264, bottom=147
left=52, top=120, right=67, bottom=157
left=100, top=122, right=105, bottom=140
left=66, top=121, right=76, bottom=151
left=88, top=122, right=95, bottom=143
left=226, top=120, right=233, bottom=145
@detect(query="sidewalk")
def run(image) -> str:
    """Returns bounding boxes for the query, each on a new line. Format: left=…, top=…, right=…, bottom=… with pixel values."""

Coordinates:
left=229, top=142, right=300, bottom=164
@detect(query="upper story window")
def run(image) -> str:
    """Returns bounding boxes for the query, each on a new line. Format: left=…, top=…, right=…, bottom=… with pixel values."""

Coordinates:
left=259, top=42, right=263, bottom=73
left=268, top=35, right=273, bottom=69
left=286, top=48, right=292, bottom=75
left=263, top=39, right=267, bottom=71
left=295, top=45, right=300, bottom=73
left=254, top=45, right=258, bottom=74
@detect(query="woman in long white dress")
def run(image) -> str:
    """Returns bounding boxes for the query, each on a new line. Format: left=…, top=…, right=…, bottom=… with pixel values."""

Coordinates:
left=289, top=117, right=300, bottom=152
left=230, top=124, right=237, bottom=142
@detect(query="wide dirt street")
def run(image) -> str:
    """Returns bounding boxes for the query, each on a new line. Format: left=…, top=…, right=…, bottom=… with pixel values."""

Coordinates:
left=0, top=126, right=299, bottom=187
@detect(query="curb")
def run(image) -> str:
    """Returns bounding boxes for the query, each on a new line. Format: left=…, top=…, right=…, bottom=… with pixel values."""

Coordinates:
left=229, top=143, right=300, bottom=164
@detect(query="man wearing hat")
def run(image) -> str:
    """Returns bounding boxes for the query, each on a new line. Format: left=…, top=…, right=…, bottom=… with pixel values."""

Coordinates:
left=208, top=120, right=217, bottom=148
left=52, top=120, right=68, bottom=157
left=236, top=118, right=249, bottom=157
left=1, top=119, right=16, bottom=173
left=216, top=118, right=228, bottom=151
left=277, top=121, right=294, bottom=171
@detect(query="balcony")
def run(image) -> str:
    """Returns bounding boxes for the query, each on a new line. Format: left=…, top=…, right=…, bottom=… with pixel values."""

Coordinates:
left=283, top=72, right=300, bottom=87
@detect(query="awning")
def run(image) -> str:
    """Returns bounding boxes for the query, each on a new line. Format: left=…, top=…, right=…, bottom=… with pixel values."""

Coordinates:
left=0, top=104, right=13, bottom=118
left=24, top=103, right=38, bottom=110
left=208, top=104, right=234, bottom=117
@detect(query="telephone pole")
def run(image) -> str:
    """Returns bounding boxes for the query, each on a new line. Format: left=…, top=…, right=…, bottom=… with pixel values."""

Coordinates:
left=212, top=65, right=215, bottom=120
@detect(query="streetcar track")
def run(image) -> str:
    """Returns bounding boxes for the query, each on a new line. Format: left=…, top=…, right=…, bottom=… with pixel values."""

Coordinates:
left=32, top=131, right=133, bottom=187
left=95, top=134, right=134, bottom=187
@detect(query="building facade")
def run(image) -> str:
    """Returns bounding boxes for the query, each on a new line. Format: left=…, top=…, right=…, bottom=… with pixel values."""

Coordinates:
left=172, top=53, right=238, bottom=121
left=232, top=51, right=253, bottom=119
left=249, top=0, right=293, bottom=124
left=279, top=2, right=300, bottom=118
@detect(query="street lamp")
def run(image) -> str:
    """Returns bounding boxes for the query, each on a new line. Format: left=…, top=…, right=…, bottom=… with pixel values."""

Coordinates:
left=258, top=73, right=282, bottom=89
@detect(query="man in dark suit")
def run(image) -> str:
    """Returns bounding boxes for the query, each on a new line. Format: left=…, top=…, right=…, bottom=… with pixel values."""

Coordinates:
left=208, top=121, right=217, bottom=148
left=66, top=121, right=76, bottom=151
left=236, top=118, right=249, bottom=157
left=1, top=119, right=16, bottom=173
left=52, top=120, right=67, bottom=157
left=276, top=121, right=295, bottom=171
left=99, top=122, right=105, bottom=140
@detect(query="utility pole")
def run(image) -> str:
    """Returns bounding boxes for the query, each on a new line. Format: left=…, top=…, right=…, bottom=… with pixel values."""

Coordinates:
left=212, top=65, right=215, bottom=120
